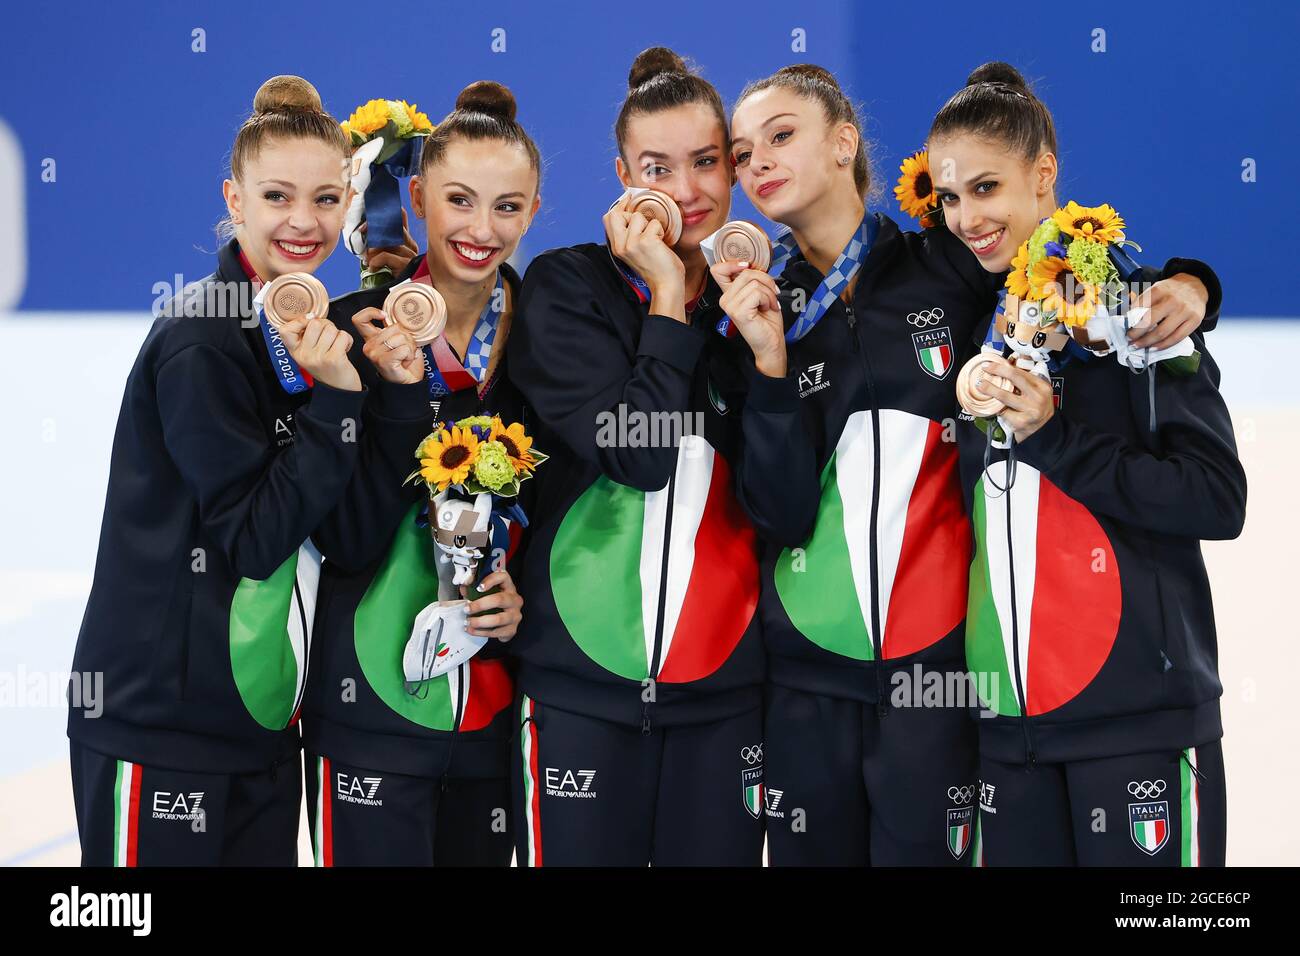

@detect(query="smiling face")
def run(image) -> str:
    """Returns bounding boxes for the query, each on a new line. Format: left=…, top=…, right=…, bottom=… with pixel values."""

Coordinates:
left=615, top=102, right=731, bottom=251
left=729, top=86, right=857, bottom=228
left=927, top=132, right=1057, bottom=273
left=412, top=137, right=540, bottom=284
left=222, top=137, right=349, bottom=281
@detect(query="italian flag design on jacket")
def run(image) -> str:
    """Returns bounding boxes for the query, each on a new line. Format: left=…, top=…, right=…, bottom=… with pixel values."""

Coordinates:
left=229, top=540, right=321, bottom=730
left=353, top=504, right=512, bottom=731
left=550, top=436, right=759, bottom=682
left=775, top=409, right=969, bottom=660
left=967, top=460, right=1123, bottom=717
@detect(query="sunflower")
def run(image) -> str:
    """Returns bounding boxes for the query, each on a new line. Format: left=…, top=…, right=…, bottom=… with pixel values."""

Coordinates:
left=1007, top=239, right=1035, bottom=300
left=416, top=425, right=480, bottom=490
left=404, top=101, right=434, bottom=134
left=1051, top=201, right=1125, bottom=245
left=489, top=418, right=537, bottom=474
left=894, top=150, right=938, bottom=222
left=345, top=99, right=393, bottom=136
left=1031, top=256, right=1098, bottom=327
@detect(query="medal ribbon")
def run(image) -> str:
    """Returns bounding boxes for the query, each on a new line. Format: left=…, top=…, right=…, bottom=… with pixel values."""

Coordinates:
left=239, top=249, right=314, bottom=395
left=781, top=212, right=879, bottom=343
left=713, top=213, right=878, bottom=340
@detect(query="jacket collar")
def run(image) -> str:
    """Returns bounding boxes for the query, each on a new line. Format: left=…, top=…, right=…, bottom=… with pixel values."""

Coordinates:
left=217, top=239, right=254, bottom=287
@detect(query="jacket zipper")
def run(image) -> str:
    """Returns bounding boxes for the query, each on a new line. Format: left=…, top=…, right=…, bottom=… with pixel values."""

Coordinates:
left=453, top=661, right=466, bottom=731
left=1003, top=480, right=1036, bottom=766
left=845, top=304, right=888, bottom=716
left=449, top=394, right=486, bottom=748
left=646, top=468, right=678, bottom=735
left=438, top=661, right=468, bottom=791
left=290, top=574, right=310, bottom=718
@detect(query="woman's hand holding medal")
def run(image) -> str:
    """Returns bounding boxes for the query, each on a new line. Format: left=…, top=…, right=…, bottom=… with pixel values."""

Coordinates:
left=604, top=199, right=687, bottom=321
left=278, top=316, right=362, bottom=392
left=979, top=360, right=1055, bottom=442
left=350, top=307, right=424, bottom=385
left=711, top=260, right=786, bottom=377
left=262, top=273, right=361, bottom=391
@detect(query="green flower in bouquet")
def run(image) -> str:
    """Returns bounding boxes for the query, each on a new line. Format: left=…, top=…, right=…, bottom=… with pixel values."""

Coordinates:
left=1067, top=237, right=1114, bottom=287
left=473, top=441, right=515, bottom=493
left=1027, top=219, right=1061, bottom=270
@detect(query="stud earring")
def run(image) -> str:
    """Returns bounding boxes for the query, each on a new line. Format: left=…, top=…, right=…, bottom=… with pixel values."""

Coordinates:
left=838, top=156, right=851, bottom=166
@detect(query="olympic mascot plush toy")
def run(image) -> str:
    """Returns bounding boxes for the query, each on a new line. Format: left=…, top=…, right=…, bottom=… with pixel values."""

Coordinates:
left=401, top=491, right=496, bottom=687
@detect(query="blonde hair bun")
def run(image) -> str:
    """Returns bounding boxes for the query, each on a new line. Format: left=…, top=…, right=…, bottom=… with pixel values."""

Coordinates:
left=253, top=75, right=323, bottom=114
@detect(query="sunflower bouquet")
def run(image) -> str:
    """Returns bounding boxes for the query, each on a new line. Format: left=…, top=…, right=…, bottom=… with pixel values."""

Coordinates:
left=398, top=415, right=544, bottom=689
left=1004, top=200, right=1132, bottom=327
left=340, top=98, right=435, bottom=288
left=406, top=415, right=547, bottom=500
left=1003, top=202, right=1196, bottom=372
left=895, top=149, right=942, bottom=229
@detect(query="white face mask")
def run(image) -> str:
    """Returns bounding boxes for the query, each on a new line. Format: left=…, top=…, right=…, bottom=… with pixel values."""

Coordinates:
left=402, top=601, right=488, bottom=691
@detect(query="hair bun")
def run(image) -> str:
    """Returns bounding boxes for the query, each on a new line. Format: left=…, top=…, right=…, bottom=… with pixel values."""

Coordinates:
left=965, top=61, right=1029, bottom=93
left=455, top=80, right=518, bottom=122
left=777, top=63, right=840, bottom=89
left=252, top=75, right=323, bottom=114
left=628, top=46, right=689, bottom=89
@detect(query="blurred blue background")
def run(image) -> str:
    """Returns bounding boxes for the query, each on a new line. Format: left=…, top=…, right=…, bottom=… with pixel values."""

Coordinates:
left=0, top=0, right=1292, bottom=311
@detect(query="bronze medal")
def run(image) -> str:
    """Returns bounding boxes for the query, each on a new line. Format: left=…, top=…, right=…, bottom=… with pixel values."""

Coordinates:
left=615, top=189, right=683, bottom=246
left=383, top=282, right=448, bottom=346
left=713, top=220, right=771, bottom=271
left=262, top=272, right=328, bottom=331
left=956, top=352, right=1014, bottom=418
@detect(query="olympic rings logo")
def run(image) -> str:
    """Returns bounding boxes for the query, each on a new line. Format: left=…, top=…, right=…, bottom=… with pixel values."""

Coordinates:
left=948, top=785, right=974, bottom=804
left=741, top=745, right=764, bottom=765
left=1127, top=779, right=1167, bottom=799
left=907, top=307, right=944, bottom=327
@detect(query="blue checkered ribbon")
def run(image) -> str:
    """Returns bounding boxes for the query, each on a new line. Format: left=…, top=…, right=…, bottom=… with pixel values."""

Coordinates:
left=461, top=272, right=503, bottom=383
left=782, top=213, right=879, bottom=343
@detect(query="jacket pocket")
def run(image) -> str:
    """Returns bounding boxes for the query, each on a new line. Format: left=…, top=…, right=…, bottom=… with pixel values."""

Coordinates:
left=154, top=538, right=198, bottom=702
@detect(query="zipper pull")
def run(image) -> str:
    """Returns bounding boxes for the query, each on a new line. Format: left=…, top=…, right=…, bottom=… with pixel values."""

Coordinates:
left=1182, top=751, right=1209, bottom=783
left=641, top=704, right=652, bottom=737
left=845, top=305, right=860, bottom=352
